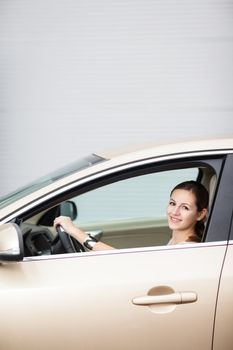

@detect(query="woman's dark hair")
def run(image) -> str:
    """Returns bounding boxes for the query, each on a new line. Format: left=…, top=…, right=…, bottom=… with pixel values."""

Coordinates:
left=171, top=180, right=209, bottom=242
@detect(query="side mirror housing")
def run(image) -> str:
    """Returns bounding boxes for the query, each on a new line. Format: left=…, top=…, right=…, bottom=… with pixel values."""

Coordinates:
left=38, top=201, right=78, bottom=226
left=0, top=223, right=24, bottom=262
left=60, top=201, right=77, bottom=220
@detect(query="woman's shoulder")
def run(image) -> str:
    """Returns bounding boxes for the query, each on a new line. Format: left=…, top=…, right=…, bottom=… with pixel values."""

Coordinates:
left=167, top=239, right=199, bottom=245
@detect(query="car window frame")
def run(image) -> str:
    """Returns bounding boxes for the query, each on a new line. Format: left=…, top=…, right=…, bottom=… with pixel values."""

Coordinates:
left=17, top=154, right=228, bottom=246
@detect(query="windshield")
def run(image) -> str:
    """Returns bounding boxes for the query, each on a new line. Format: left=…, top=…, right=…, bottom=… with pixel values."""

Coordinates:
left=0, top=154, right=106, bottom=209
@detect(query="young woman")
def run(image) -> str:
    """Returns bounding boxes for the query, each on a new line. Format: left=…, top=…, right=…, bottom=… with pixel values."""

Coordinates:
left=53, top=180, right=209, bottom=251
left=166, top=180, right=209, bottom=244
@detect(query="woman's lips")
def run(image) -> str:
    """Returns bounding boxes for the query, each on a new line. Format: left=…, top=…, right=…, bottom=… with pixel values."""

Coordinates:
left=169, top=216, right=181, bottom=223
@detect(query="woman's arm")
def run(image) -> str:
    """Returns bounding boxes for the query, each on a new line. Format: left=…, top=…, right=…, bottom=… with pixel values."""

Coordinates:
left=53, top=216, right=115, bottom=251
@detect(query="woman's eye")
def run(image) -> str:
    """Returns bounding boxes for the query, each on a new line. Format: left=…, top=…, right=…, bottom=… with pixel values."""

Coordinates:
left=169, top=201, right=175, bottom=206
left=182, top=206, right=189, bottom=210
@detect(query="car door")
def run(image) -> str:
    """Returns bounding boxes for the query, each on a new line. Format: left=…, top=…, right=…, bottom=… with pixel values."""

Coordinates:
left=0, top=154, right=232, bottom=350
left=0, top=239, right=227, bottom=350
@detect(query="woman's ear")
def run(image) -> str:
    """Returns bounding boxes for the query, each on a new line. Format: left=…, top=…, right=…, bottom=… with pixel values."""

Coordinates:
left=198, top=208, right=208, bottom=222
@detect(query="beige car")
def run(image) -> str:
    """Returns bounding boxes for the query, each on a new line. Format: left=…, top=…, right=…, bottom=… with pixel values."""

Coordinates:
left=0, top=138, right=233, bottom=350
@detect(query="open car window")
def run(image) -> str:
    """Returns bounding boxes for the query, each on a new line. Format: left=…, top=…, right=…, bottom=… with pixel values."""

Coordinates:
left=69, top=168, right=199, bottom=249
left=73, top=168, right=198, bottom=225
left=23, top=166, right=213, bottom=255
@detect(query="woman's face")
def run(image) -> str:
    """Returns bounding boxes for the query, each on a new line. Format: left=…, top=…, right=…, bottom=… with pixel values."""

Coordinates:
left=166, top=189, right=203, bottom=232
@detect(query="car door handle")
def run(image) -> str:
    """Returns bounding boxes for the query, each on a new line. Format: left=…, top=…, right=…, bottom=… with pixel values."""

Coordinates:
left=132, top=291, right=197, bottom=306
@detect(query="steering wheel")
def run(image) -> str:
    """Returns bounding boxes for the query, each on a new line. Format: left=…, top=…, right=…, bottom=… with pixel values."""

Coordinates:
left=56, top=225, right=85, bottom=253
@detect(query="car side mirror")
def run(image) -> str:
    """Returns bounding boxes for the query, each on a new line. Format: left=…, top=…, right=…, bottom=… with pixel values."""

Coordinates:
left=0, top=223, right=24, bottom=262
left=38, top=200, right=78, bottom=226
left=60, top=201, right=77, bottom=220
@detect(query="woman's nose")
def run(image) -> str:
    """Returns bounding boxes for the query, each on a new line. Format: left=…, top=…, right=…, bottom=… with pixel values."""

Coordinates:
left=172, top=206, right=180, bottom=215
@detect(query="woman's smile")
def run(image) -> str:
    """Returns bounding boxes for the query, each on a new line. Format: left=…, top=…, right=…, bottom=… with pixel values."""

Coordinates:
left=169, top=215, right=182, bottom=224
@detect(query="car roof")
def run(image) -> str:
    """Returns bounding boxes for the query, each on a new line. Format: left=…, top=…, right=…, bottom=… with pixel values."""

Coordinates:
left=97, top=137, right=233, bottom=163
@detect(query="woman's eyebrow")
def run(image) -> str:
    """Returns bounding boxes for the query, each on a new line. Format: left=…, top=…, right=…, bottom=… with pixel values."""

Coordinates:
left=170, top=198, right=192, bottom=207
left=180, top=202, right=192, bottom=207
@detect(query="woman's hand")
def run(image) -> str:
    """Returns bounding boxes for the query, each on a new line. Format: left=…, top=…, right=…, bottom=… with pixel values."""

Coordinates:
left=53, top=216, right=78, bottom=236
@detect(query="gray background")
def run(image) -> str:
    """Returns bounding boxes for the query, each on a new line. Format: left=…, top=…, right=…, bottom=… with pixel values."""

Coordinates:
left=1, top=0, right=233, bottom=196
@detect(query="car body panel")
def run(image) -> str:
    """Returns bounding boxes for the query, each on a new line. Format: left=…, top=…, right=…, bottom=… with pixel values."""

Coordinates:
left=0, top=242, right=227, bottom=350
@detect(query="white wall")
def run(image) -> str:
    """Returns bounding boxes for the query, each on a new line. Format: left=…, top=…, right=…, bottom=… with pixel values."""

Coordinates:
left=1, top=0, right=233, bottom=196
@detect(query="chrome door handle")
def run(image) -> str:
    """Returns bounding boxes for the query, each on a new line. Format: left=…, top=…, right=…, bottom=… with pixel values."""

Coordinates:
left=132, top=292, right=197, bottom=306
